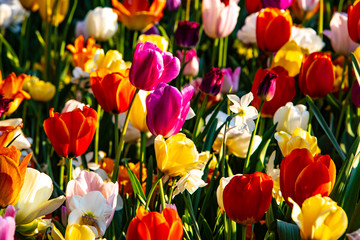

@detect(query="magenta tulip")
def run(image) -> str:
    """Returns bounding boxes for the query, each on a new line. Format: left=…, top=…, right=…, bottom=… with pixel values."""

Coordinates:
left=261, top=0, right=293, bottom=9
left=130, top=42, right=181, bottom=91
left=146, top=83, right=194, bottom=138
left=200, top=67, right=224, bottom=96
left=0, top=205, right=16, bottom=240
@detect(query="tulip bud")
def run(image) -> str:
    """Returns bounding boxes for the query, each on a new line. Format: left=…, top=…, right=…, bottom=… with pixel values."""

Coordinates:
left=256, top=71, right=277, bottom=101
left=222, top=172, right=273, bottom=224
left=177, top=49, right=199, bottom=77
left=261, top=0, right=293, bottom=9
left=175, top=20, right=200, bottom=48
left=199, top=68, right=224, bottom=96
left=348, top=0, right=360, bottom=43
left=299, top=52, right=334, bottom=98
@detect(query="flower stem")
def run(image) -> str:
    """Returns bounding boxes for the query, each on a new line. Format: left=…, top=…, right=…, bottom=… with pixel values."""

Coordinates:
left=177, top=49, right=187, bottom=90
left=68, top=157, right=73, bottom=182
left=94, top=104, right=102, bottom=164
left=223, top=36, right=228, bottom=67
left=244, top=100, right=264, bottom=173
left=192, top=94, right=208, bottom=140
left=139, top=131, right=147, bottom=185
left=114, top=113, right=119, bottom=160
left=35, top=103, right=42, bottom=157
left=112, top=89, right=140, bottom=183
left=145, top=176, right=162, bottom=210
left=218, top=37, right=224, bottom=68
left=242, top=225, right=247, bottom=240
left=211, top=39, right=219, bottom=67
left=318, top=0, right=324, bottom=37
left=185, top=0, right=191, bottom=21
left=159, top=177, right=167, bottom=210
left=59, top=158, right=65, bottom=190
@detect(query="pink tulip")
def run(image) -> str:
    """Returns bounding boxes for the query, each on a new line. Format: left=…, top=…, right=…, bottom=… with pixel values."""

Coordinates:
left=202, top=0, right=240, bottom=39
left=66, top=170, right=119, bottom=227
left=177, top=49, right=199, bottom=77
left=61, top=99, right=86, bottom=113
left=221, top=67, right=241, bottom=94
left=0, top=205, right=16, bottom=240
left=130, top=42, right=181, bottom=91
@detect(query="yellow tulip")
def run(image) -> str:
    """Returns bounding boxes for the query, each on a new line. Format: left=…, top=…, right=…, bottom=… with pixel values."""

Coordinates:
left=65, top=224, right=95, bottom=240
left=37, top=0, right=69, bottom=25
left=155, top=133, right=210, bottom=177
left=94, top=49, right=131, bottom=74
left=272, top=40, right=308, bottom=77
left=29, top=79, right=56, bottom=102
left=290, top=195, right=347, bottom=240
left=138, top=34, right=169, bottom=51
left=355, top=46, right=360, bottom=61
left=274, top=128, right=320, bottom=157
left=129, top=90, right=150, bottom=132
left=19, top=0, right=39, bottom=11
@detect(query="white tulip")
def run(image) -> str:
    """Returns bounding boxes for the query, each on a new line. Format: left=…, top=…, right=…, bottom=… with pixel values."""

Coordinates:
left=273, top=102, right=309, bottom=134
left=290, top=26, right=325, bottom=53
left=237, top=12, right=258, bottom=44
left=85, top=7, right=118, bottom=42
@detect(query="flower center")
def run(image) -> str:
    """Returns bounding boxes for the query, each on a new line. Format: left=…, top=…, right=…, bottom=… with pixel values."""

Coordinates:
left=238, top=108, right=245, bottom=117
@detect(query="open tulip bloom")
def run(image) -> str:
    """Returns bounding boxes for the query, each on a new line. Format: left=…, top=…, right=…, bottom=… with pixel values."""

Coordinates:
left=4, top=1, right=360, bottom=239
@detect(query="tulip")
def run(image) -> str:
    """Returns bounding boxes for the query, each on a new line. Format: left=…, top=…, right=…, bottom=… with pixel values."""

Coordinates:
left=290, top=26, right=324, bottom=53
left=296, top=0, right=319, bottom=11
left=177, top=49, right=199, bottom=77
left=245, top=0, right=262, bottom=14
left=15, top=168, right=65, bottom=225
left=118, top=162, right=147, bottom=195
left=28, top=79, right=56, bottom=102
left=291, top=195, right=347, bottom=240
left=90, top=69, right=136, bottom=114
left=84, top=7, right=118, bottom=42
left=19, top=0, right=39, bottom=11
left=0, top=95, right=13, bottom=118
left=166, top=0, right=181, bottom=10
left=323, top=12, right=359, bottom=55
left=261, top=0, right=293, bottom=9
left=94, top=49, right=130, bottom=74
left=66, top=35, right=100, bottom=72
left=271, top=40, right=308, bottom=77
left=216, top=175, right=236, bottom=211
left=130, top=42, right=180, bottom=91
left=138, top=34, right=169, bottom=51
left=129, top=90, right=149, bottom=132
left=36, top=0, right=69, bottom=25
left=222, top=172, right=273, bottom=224
left=221, top=67, right=240, bottom=94
left=202, top=0, right=240, bottom=39
left=0, top=72, right=31, bottom=115
left=280, top=148, right=336, bottom=206
left=275, top=128, right=320, bottom=157
left=126, top=206, right=183, bottom=240
left=251, top=67, right=296, bottom=117
left=199, top=67, right=224, bottom=96
left=146, top=83, right=193, bottom=137
left=65, top=224, right=95, bottom=240
left=0, top=146, right=31, bottom=207
left=352, top=79, right=360, bottom=108
left=348, top=0, right=360, bottom=43
left=43, top=106, right=97, bottom=158
left=256, top=8, right=292, bottom=52
left=299, top=52, right=334, bottom=98
left=273, top=102, right=309, bottom=134
left=0, top=205, right=16, bottom=240
left=237, top=12, right=258, bottom=44
left=174, top=20, right=200, bottom=48
left=112, top=0, right=166, bottom=31
left=61, top=99, right=86, bottom=113
left=256, top=71, right=277, bottom=101
left=0, top=118, right=31, bottom=149
left=66, top=170, right=119, bottom=227
left=155, top=133, right=210, bottom=177
left=347, top=229, right=360, bottom=240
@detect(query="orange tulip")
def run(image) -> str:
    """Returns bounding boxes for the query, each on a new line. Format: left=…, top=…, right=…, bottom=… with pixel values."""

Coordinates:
left=112, top=0, right=166, bottom=31
left=67, top=35, right=100, bottom=72
left=256, top=7, right=292, bottom=52
left=43, top=106, right=97, bottom=158
left=348, top=0, right=360, bottom=43
left=280, top=148, right=336, bottom=207
left=90, top=69, right=136, bottom=114
left=126, top=206, right=183, bottom=240
left=0, top=146, right=32, bottom=207
left=0, top=122, right=23, bottom=148
left=0, top=72, right=31, bottom=115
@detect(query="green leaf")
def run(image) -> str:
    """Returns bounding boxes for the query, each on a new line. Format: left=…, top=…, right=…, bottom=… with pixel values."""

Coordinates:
left=306, top=96, right=346, bottom=161
left=124, top=160, right=146, bottom=202
left=199, top=213, right=213, bottom=240
left=145, top=156, right=154, bottom=196
left=202, top=119, right=218, bottom=151
left=0, top=33, right=19, bottom=68
left=277, top=220, right=301, bottom=240
left=351, top=53, right=360, bottom=85
left=348, top=200, right=360, bottom=232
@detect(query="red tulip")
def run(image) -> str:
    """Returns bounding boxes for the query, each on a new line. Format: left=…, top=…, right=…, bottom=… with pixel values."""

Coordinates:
left=126, top=206, right=183, bottom=240
left=256, top=8, right=292, bottom=52
left=245, top=0, right=262, bottom=14
left=90, top=69, right=136, bottom=114
left=280, top=148, right=336, bottom=207
left=222, top=172, right=273, bottom=225
left=348, top=0, right=360, bottom=43
left=299, top=52, right=334, bottom=98
left=251, top=66, right=296, bottom=117
left=43, top=106, right=97, bottom=158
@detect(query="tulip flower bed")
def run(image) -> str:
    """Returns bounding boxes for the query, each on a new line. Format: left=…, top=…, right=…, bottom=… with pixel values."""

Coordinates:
left=1, top=0, right=360, bottom=239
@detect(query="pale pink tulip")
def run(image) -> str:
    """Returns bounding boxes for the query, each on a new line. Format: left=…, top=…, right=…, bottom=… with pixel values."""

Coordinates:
left=0, top=205, right=16, bottom=240
left=221, top=67, right=241, bottom=94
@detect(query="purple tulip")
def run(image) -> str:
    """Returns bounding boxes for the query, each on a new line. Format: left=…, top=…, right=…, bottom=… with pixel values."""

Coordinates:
left=352, top=80, right=360, bottom=108
left=146, top=83, right=194, bottom=138
left=166, top=0, right=181, bottom=10
left=175, top=21, right=201, bottom=48
left=142, top=25, right=160, bottom=35
left=261, top=0, right=293, bottom=9
left=257, top=71, right=278, bottom=101
left=0, top=205, right=16, bottom=240
left=199, top=68, right=224, bottom=96
left=130, top=42, right=181, bottom=91
left=221, top=67, right=241, bottom=94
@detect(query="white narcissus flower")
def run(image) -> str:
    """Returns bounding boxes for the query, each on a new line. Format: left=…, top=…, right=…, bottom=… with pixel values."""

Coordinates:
left=172, top=169, right=207, bottom=197
left=236, top=12, right=258, bottom=44
left=323, top=12, right=359, bottom=55
left=85, top=7, right=118, bottom=42
left=15, top=168, right=65, bottom=225
left=290, top=26, right=325, bottom=53
left=228, top=92, right=258, bottom=132
left=68, top=191, right=113, bottom=237
left=273, top=102, right=309, bottom=135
